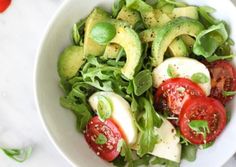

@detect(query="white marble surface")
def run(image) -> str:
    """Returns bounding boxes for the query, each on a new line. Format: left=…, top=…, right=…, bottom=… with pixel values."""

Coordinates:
left=0, top=0, right=235, bottom=166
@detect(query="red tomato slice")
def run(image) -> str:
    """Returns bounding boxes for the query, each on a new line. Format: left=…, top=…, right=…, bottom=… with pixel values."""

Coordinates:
left=84, top=116, right=122, bottom=161
left=179, top=97, right=226, bottom=145
left=0, top=0, right=11, bottom=13
left=207, top=60, right=236, bottom=105
left=155, top=78, right=206, bottom=115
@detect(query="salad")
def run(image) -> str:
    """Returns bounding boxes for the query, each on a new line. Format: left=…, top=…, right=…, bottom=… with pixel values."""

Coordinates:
left=57, top=0, right=236, bottom=166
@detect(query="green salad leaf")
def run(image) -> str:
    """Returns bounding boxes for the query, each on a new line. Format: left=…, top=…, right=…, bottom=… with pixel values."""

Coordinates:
left=0, top=146, right=32, bottom=163
left=117, top=139, right=134, bottom=167
left=126, top=0, right=153, bottom=12
left=133, top=70, right=153, bottom=96
left=95, top=134, right=108, bottom=145
left=167, top=64, right=179, bottom=78
left=191, top=72, right=209, bottom=84
left=72, top=19, right=86, bottom=45
left=193, top=23, right=228, bottom=58
left=188, top=120, right=210, bottom=140
left=223, top=90, right=236, bottom=97
left=198, top=6, right=218, bottom=27
left=181, top=144, right=197, bottom=162
left=112, top=0, right=126, bottom=18
left=206, top=54, right=235, bottom=62
left=136, top=98, right=158, bottom=157
left=97, top=95, right=113, bottom=121
left=151, top=157, right=180, bottom=167
left=165, top=0, right=186, bottom=7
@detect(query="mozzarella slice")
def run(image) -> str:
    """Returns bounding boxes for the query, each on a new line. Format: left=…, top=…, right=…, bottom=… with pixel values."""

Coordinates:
left=152, top=119, right=182, bottom=163
left=89, top=91, right=138, bottom=145
left=152, top=57, right=211, bottom=95
left=133, top=119, right=181, bottom=163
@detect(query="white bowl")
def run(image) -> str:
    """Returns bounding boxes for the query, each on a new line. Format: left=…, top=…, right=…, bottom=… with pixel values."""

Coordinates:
left=34, top=0, right=236, bottom=166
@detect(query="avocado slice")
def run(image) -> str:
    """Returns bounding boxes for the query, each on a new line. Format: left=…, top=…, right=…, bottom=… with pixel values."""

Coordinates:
left=152, top=17, right=204, bottom=66
left=168, top=37, right=189, bottom=57
left=172, top=6, right=199, bottom=20
left=102, top=43, right=121, bottom=59
left=58, top=46, right=85, bottom=79
left=110, top=21, right=142, bottom=79
left=84, top=8, right=110, bottom=57
left=117, top=6, right=141, bottom=27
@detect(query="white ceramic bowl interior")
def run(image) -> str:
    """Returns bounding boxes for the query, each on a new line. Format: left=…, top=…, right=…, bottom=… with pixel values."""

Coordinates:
left=35, top=0, right=236, bottom=166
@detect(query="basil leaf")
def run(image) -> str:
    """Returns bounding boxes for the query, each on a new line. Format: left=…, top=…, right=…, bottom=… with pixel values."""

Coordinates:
left=133, top=70, right=152, bottom=96
left=167, top=64, right=179, bottom=78
left=206, top=54, right=235, bottom=62
left=112, top=0, right=126, bottom=18
left=193, top=23, right=228, bottom=58
left=97, top=95, right=112, bottom=121
left=181, top=144, right=197, bottom=162
left=151, top=157, right=180, bottom=167
left=191, top=72, right=209, bottom=84
left=90, top=22, right=116, bottom=45
left=188, top=120, right=210, bottom=140
left=0, top=146, right=32, bottom=163
left=95, top=134, right=108, bottom=145
left=126, top=0, right=153, bottom=13
left=223, top=90, right=236, bottom=97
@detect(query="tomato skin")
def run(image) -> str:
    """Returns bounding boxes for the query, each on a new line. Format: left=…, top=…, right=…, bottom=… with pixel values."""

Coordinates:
left=179, top=97, right=226, bottom=145
left=155, top=78, right=206, bottom=115
left=84, top=116, right=122, bottom=161
left=0, top=0, right=11, bottom=13
left=207, top=60, right=236, bottom=105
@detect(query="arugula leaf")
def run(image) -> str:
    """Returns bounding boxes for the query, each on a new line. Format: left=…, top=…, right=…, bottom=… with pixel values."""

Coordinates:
left=133, top=154, right=153, bottom=166
left=0, top=146, right=32, bottom=163
left=112, top=0, right=126, bottom=18
left=151, top=157, right=180, bottom=167
left=199, top=141, right=214, bottom=149
left=191, top=72, right=209, bottom=84
left=193, top=23, right=228, bottom=58
left=181, top=144, right=197, bottom=162
left=72, top=18, right=86, bottom=45
left=188, top=120, right=210, bottom=140
left=136, top=98, right=158, bottom=157
left=165, top=0, right=186, bottom=7
left=113, top=155, right=127, bottom=167
left=167, top=64, right=179, bottom=78
left=133, top=70, right=153, bottom=96
left=198, top=6, right=218, bottom=27
left=223, top=90, right=236, bottom=97
left=97, top=95, right=112, bottom=121
left=118, top=139, right=134, bottom=166
left=60, top=97, right=92, bottom=132
left=206, top=54, right=235, bottom=62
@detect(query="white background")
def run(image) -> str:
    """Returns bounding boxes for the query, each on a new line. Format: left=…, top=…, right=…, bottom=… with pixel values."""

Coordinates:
left=0, top=0, right=235, bottom=166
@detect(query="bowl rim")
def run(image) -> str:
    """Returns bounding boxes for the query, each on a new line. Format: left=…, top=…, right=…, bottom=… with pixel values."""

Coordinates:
left=34, top=0, right=236, bottom=167
left=33, top=0, right=77, bottom=166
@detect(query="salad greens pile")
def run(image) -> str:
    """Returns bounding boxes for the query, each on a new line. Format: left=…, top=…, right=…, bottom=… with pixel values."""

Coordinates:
left=57, top=0, right=235, bottom=166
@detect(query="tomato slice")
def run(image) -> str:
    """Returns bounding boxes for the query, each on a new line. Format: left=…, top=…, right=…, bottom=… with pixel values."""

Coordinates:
left=84, top=116, right=122, bottom=161
left=155, top=78, right=206, bottom=115
left=179, top=97, right=226, bottom=145
left=207, top=60, right=236, bottom=105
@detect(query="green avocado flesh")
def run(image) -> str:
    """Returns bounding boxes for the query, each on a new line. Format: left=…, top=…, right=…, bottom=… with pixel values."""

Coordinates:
left=58, top=46, right=85, bottom=79
left=151, top=17, right=204, bottom=66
